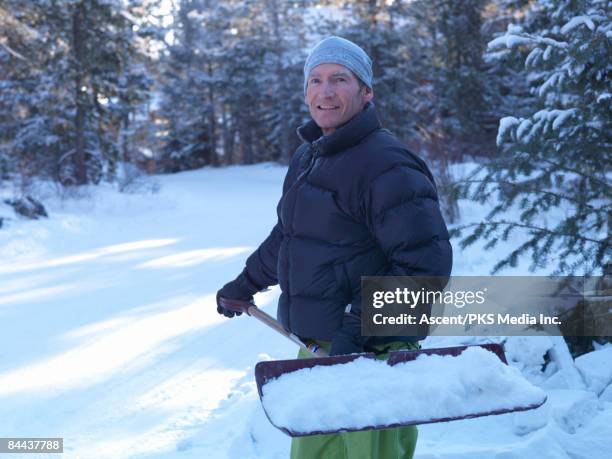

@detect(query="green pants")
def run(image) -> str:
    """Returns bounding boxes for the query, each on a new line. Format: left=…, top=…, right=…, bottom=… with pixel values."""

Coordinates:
left=290, top=340, right=419, bottom=459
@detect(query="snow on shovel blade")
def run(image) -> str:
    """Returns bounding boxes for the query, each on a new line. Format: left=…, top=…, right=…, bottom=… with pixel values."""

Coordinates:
left=255, top=343, right=547, bottom=437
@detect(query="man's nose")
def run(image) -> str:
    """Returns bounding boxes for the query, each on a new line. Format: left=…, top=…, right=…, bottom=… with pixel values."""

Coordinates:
left=321, top=82, right=334, bottom=97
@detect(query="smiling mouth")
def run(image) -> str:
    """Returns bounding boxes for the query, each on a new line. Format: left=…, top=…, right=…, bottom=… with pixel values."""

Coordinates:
left=317, top=105, right=340, bottom=111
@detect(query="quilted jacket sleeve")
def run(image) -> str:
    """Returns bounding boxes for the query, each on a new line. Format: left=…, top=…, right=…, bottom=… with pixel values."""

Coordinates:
left=244, top=145, right=308, bottom=289
left=350, top=163, right=453, bottom=316
left=365, top=164, right=452, bottom=276
left=245, top=222, right=283, bottom=289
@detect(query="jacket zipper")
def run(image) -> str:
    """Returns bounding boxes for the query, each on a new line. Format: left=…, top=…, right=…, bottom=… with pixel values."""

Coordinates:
left=286, top=145, right=318, bottom=331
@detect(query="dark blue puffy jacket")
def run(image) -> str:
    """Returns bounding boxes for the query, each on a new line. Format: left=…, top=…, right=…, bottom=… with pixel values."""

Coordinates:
left=245, top=102, right=452, bottom=341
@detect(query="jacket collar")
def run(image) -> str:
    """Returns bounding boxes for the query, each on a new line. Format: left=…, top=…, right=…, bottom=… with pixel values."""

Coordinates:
left=297, top=102, right=381, bottom=156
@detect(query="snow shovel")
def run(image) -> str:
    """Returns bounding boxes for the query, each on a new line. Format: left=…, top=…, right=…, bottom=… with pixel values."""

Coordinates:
left=218, top=297, right=548, bottom=437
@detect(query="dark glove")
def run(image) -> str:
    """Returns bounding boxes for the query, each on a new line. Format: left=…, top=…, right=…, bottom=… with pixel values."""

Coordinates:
left=329, top=312, right=365, bottom=356
left=216, top=268, right=261, bottom=318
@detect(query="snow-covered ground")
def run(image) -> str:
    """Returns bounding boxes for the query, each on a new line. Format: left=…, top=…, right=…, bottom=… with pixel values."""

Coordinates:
left=0, top=164, right=610, bottom=458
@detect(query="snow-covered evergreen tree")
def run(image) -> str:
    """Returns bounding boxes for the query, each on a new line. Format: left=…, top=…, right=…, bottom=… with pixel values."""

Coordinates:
left=258, top=0, right=310, bottom=164
left=436, top=0, right=491, bottom=154
left=401, top=0, right=494, bottom=162
left=325, top=1, right=416, bottom=142
left=0, top=0, right=154, bottom=186
left=157, top=0, right=224, bottom=171
left=0, top=3, right=37, bottom=183
left=483, top=0, right=540, bottom=125
left=456, top=0, right=611, bottom=275
left=158, top=0, right=311, bottom=168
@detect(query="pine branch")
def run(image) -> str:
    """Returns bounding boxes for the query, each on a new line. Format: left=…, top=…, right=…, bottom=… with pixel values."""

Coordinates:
left=516, top=153, right=611, bottom=191
left=455, top=220, right=607, bottom=246
left=459, top=179, right=606, bottom=210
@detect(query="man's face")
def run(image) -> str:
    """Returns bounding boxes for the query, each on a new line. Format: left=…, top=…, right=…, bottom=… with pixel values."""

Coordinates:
left=305, top=63, right=373, bottom=135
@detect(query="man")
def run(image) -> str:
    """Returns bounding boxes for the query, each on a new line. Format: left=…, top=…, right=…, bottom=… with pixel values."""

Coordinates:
left=217, top=36, right=452, bottom=459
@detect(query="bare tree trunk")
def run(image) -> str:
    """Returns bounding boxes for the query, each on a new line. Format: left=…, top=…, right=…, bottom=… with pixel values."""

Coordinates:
left=268, top=0, right=290, bottom=163
left=72, top=1, right=87, bottom=184
left=228, top=108, right=237, bottom=164
left=240, top=114, right=254, bottom=165
left=221, top=103, right=231, bottom=164
left=207, top=60, right=218, bottom=166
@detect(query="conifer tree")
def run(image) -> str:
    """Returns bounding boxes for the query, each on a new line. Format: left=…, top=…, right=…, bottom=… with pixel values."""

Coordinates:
left=456, top=0, right=611, bottom=275
left=0, top=0, right=154, bottom=186
left=329, top=0, right=415, bottom=141
left=158, top=0, right=225, bottom=170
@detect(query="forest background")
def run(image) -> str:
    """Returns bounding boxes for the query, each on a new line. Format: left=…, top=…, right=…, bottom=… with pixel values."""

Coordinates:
left=1, top=0, right=609, bottom=284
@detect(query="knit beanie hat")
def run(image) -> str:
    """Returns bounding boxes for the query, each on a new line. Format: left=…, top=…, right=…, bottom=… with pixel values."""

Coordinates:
left=303, top=36, right=373, bottom=93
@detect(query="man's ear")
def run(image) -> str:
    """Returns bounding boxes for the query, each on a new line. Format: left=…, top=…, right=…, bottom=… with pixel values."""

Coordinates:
left=363, top=86, right=374, bottom=103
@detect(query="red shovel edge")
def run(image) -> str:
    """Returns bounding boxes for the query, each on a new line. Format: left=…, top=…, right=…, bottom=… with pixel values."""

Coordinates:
left=218, top=298, right=547, bottom=437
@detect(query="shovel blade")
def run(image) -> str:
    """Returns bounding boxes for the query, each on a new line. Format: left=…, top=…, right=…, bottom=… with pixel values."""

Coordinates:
left=255, top=343, right=546, bottom=437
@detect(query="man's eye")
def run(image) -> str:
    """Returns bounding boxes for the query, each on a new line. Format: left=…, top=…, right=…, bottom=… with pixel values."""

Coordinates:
left=310, top=78, right=320, bottom=84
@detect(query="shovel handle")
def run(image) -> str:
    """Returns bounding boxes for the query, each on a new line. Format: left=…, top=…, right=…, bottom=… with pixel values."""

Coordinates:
left=218, top=297, right=328, bottom=357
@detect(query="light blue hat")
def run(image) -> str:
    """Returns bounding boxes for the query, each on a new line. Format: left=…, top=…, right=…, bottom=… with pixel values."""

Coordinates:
left=303, top=36, right=373, bottom=93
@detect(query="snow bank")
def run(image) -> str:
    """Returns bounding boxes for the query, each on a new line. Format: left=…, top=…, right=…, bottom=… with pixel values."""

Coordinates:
left=513, top=401, right=550, bottom=435
left=261, top=346, right=546, bottom=434
left=546, top=389, right=599, bottom=434
left=504, top=336, right=554, bottom=383
left=600, top=384, right=612, bottom=402
left=575, top=347, right=612, bottom=395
